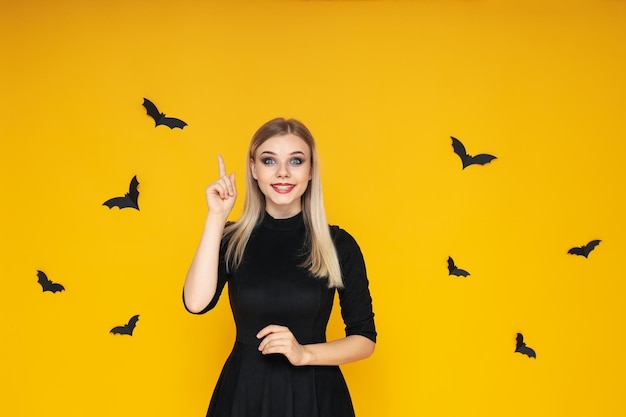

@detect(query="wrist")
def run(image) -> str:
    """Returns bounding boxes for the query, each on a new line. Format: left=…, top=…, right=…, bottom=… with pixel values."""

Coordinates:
left=299, top=345, right=316, bottom=366
left=205, top=211, right=229, bottom=226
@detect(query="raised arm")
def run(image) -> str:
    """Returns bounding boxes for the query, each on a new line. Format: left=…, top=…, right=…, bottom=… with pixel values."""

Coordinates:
left=183, top=155, right=237, bottom=313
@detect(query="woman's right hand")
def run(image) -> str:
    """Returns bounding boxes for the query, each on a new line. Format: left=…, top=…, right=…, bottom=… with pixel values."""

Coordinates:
left=205, top=155, right=237, bottom=218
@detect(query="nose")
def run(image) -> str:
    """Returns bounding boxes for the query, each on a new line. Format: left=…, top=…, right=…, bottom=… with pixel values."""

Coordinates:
left=276, top=162, right=290, bottom=178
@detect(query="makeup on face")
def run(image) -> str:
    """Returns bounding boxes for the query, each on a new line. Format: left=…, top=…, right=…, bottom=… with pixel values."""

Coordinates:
left=251, top=134, right=312, bottom=218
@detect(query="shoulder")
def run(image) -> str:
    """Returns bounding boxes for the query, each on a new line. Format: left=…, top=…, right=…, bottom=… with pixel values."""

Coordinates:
left=329, top=225, right=362, bottom=256
left=329, top=225, right=369, bottom=289
left=329, top=224, right=354, bottom=242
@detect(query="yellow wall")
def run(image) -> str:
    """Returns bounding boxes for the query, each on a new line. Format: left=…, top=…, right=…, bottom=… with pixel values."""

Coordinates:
left=2, top=1, right=625, bottom=416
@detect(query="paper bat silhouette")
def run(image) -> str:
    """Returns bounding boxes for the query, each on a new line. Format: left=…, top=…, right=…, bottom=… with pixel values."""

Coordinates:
left=451, top=136, right=497, bottom=169
left=515, top=333, right=536, bottom=358
left=447, top=256, right=470, bottom=277
left=37, top=270, right=65, bottom=293
left=568, top=239, right=601, bottom=258
left=143, top=98, right=187, bottom=129
left=110, top=314, right=140, bottom=336
left=103, top=175, right=140, bottom=210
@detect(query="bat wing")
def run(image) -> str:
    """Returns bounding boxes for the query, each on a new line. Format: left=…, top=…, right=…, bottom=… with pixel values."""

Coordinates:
left=587, top=239, right=601, bottom=248
left=143, top=98, right=162, bottom=125
left=468, top=153, right=497, bottom=167
left=515, top=345, right=536, bottom=358
left=125, top=175, right=140, bottom=209
left=568, top=246, right=585, bottom=256
left=103, top=196, right=133, bottom=209
left=47, top=283, right=65, bottom=293
left=447, top=256, right=455, bottom=274
left=37, top=270, right=49, bottom=289
left=452, top=268, right=470, bottom=277
left=450, top=136, right=470, bottom=168
left=515, top=333, right=536, bottom=358
left=160, top=116, right=187, bottom=130
left=127, top=314, right=140, bottom=330
left=110, top=325, right=131, bottom=335
left=584, top=239, right=601, bottom=256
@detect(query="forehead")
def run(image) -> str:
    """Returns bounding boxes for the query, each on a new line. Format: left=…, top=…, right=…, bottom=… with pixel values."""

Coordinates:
left=256, top=133, right=310, bottom=155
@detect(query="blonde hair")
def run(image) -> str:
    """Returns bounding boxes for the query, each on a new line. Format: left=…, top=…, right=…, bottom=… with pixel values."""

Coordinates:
left=224, top=118, right=343, bottom=288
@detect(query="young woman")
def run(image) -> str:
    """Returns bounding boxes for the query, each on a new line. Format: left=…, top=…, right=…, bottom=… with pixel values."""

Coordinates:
left=183, top=118, right=376, bottom=417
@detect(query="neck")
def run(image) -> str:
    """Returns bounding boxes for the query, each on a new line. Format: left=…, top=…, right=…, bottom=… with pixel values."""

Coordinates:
left=265, top=205, right=302, bottom=219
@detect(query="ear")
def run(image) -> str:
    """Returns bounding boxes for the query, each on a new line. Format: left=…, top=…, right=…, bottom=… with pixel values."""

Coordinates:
left=250, top=158, right=258, bottom=180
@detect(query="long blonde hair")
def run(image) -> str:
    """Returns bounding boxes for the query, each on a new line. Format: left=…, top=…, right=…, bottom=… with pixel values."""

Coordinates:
left=224, top=118, right=343, bottom=288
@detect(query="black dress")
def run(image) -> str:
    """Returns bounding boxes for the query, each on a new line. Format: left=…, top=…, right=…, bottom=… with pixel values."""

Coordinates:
left=184, top=212, right=377, bottom=417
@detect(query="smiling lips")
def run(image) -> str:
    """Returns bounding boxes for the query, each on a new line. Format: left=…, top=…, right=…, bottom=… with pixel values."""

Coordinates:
left=271, top=183, right=296, bottom=194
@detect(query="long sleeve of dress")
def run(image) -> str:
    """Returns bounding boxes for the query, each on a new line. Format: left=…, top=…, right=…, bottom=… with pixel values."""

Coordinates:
left=331, top=226, right=377, bottom=343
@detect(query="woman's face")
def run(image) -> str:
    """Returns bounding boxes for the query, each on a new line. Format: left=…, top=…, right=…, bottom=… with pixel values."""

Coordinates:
left=250, top=133, right=312, bottom=219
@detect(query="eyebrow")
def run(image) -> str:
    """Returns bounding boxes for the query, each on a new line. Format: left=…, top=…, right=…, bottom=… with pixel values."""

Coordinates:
left=258, top=150, right=306, bottom=156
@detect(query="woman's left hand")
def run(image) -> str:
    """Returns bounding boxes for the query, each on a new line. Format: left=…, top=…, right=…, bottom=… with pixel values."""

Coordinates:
left=256, top=325, right=309, bottom=366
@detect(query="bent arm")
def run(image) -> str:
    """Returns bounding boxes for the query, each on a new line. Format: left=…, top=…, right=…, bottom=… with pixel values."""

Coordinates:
left=301, top=334, right=375, bottom=366
left=184, top=156, right=236, bottom=314
left=256, top=325, right=375, bottom=367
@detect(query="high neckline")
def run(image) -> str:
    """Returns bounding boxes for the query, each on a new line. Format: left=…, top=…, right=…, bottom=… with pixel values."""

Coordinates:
left=261, top=211, right=304, bottom=231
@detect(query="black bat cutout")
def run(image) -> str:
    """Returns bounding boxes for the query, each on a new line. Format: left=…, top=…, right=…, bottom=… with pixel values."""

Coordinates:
left=110, top=314, right=140, bottom=336
left=515, top=333, right=536, bottom=358
left=451, top=136, right=497, bottom=169
left=37, top=270, right=65, bottom=293
left=447, top=256, right=470, bottom=277
left=568, top=239, right=601, bottom=258
left=143, top=98, right=187, bottom=129
left=103, top=175, right=140, bottom=210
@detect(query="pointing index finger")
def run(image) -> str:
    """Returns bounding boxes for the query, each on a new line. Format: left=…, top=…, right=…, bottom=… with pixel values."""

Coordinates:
left=217, top=154, right=227, bottom=178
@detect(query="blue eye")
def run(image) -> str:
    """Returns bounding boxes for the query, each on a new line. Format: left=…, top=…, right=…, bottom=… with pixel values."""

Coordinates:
left=262, top=158, right=275, bottom=165
left=290, top=158, right=303, bottom=165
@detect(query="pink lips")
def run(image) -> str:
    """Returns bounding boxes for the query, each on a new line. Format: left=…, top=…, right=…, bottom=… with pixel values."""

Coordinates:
left=271, top=183, right=296, bottom=194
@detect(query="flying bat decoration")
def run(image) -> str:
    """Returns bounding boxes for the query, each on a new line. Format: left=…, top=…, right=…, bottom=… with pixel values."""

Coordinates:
left=103, top=175, right=140, bottom=210
left=451, top=136, right=497, bottom=169
left=37, top=270, right=65, bottom=293
left=515, top=333, right=536, bottom=358
left=110, top=314, right=140, bottom=336
left=142, top=98, right=187, bottom=129
left=447, top=256, right=470, bottom=277
left=568, top=239, right=601, bottom=258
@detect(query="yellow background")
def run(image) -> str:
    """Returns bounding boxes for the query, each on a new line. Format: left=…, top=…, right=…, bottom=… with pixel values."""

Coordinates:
left=2, top=0, right=625, bottom=416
